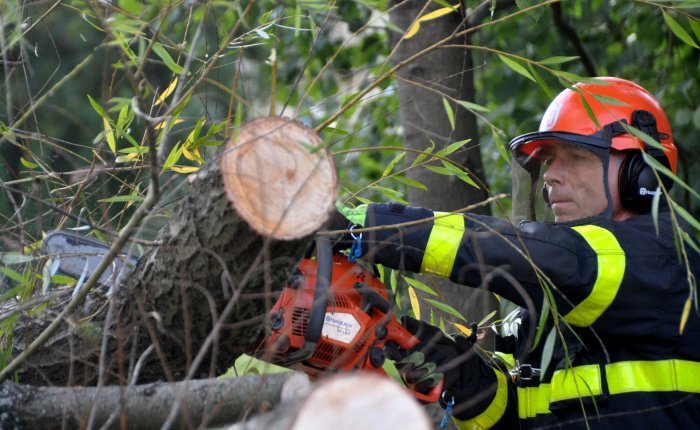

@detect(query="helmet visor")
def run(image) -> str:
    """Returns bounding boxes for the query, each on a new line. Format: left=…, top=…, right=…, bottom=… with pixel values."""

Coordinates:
left=510, top=133, right=612, bottom=224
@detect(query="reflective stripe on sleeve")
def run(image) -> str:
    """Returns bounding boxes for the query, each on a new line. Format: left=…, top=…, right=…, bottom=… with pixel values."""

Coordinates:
left=564, top=225, right=625, bottom=327
left=454, top=369, right=509, bottom=430
left=420, top=212, right=465, bottom=278
left=516, top=359, right=700, bottom=419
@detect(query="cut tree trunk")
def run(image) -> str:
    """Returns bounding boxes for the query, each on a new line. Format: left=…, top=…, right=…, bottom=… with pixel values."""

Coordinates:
left=11, top=116, right=337, bottom=386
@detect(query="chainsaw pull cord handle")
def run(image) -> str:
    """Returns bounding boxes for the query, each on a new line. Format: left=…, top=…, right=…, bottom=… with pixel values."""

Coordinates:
left=305, top=235, right=333, bottom=343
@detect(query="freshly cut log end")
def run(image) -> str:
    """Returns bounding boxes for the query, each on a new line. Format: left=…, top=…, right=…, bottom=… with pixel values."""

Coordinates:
left=291, top=373, right=431, bottom=430
left=220, top=116, right=337, bottom=240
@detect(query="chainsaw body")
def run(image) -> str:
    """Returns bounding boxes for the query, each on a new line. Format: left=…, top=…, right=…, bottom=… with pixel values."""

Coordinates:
left=262, top=239, right=441, bottom=403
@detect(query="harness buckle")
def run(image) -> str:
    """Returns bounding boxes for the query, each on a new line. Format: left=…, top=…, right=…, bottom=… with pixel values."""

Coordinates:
left=510, top=362, right=541, bottom=383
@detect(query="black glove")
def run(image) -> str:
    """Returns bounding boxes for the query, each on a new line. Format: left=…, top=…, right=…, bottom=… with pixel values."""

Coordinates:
left=387, top=316, right=477, bottom=407
left=323, top=209, right=357, bottom=255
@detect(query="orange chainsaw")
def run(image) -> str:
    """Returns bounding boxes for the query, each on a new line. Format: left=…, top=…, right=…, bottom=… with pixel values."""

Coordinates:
left=259, top=237, right=442, bottom=403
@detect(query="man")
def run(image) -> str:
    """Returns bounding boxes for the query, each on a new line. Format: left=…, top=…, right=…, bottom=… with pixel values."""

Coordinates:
left=334, top=77, right=699, bottom=428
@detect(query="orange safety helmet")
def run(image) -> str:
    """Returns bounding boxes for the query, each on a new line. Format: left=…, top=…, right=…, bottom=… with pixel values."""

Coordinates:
left=510, top=77, right=677, bottom=216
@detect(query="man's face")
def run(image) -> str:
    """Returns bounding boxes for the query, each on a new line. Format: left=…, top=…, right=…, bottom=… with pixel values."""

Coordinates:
left=539, top=143, right=608, bottom=223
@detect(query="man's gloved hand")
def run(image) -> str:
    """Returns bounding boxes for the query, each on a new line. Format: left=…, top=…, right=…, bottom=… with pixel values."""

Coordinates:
left=387, top=316, right=477, bottom=406
left=324, top=203, right=368, bottom=256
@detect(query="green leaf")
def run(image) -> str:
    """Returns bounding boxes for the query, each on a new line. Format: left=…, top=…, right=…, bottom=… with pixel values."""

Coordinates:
left=382, top=152, right=406, bottom=178
left=540, top=327, right=558, bottom=377
left=401, top=276, right=438, bottom=296
left=20, top=157, right=38, bottom=169
left=442, top=160, right=480, bottom=188
left=99, top=194, right=145, bottom=203
left=0, top=253, right=34, bottom=265
left=591, top=94, right=630, bottom=106
left=368, top=185, right=406, bottom=203
left=412, top=141, right=435, bottom=167
left=152, top=43, right=185, bottom=74
left=538, top=55, right=579, bottom=65
left=424, top=298, right=467, bottom=322
left=87, top=94, right=110, bottom=120
left=442, top=97, right=456, bottom=131
left=393, top=175, right=428, bottom=190
left=528, top=64, right=555, bottom=100
left=662, top=11, right=700, bottom=49
left=671, top=201, right=700, bottom=232
left=498, top=54, right=535, bottom=82
left=162, top=142, right=183, bottom=171
left=622, top=123, right=665, bottom=151
left=644, top=155, right=700, bottom=201
left=478, top=309, right=498, bottom=326
left=436, top=139, right=471, bottom=157
left=455, top=99, right=490, bottom=113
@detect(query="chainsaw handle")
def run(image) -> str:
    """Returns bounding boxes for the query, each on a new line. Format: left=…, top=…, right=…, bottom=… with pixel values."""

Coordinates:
left=305, top=236, right=332, bottom=343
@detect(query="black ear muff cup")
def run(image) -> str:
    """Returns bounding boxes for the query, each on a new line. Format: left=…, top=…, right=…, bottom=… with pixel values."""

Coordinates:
left=619, top=151, right=671, bottom=214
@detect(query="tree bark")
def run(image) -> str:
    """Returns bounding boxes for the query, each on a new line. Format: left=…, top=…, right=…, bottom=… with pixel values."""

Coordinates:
left=1, top=372, right=310, bottom=430
left=11, top=117, right=336, bottom=386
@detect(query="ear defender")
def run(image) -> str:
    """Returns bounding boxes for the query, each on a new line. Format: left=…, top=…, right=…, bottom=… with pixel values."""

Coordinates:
left=618, top=151, right=671, bottom=214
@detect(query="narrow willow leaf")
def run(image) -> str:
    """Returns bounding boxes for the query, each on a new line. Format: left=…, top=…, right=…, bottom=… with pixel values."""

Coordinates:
left=103, top=118, right=116, bottom=154
left=382, top=152, right=406, bottom=178
left=689, top=18, right=700, bottom=42
left=394, top=175, right=428, bottom=190
left=579, top=95, right=601, bottom=128
left=442, top=97, right=456, bottom=131
left=478, top=309, right=498, bottom=326
left=404, top=21, right=421, bottom=39
left=409, top=286, right=420, bottom=320
left=442, top=161, right=479, bottom=188
left=436, top=139, right=471, bottom=157
left=662, top=11, right=700, bottom=49
left=99, top=194, right=145, bottom=203
left=368, top=184, right=406, bottom=202
left=419, top=5, right=458, bottom=22
left=0, top=253, right=34, bottom=265
left=538, top=55, right=579, bottom=65
left=497, top=54, right=535, bottom=82
left=171, top=165, right=200, bottom=174
left=591, top=94, right=629, bottom=106
left=154, top=118, right=185, bottom=130
left=622, top=124, right=665, bottom=151
left=527, top=64, right=554, bottom=100
left=492, top=128, right=511, bottom=163
left=671, top=201, right=700, bottom=232
left=424, top=298, right=467, bottom=322
left=20, top=157, right=38, bottom=169
left=412, top=141, right=435, bottom=166
left=540, top=328, right=557, bottom=377
left=162, top=142, right=182, bottom=171
left=644, top=155, right=700, bottom=200
left=679, top=297, right=692, bottom=334
left=87, top=94, right=110, bottom=120
left=152, top=43, right=184, bottom=74
left=154, top=78, right=178, bottom=106
left=402, top=276, right=438, bottom=296
left=456, top=99, right=490, bottom=113
left=453, top=322, right=473, bottom=337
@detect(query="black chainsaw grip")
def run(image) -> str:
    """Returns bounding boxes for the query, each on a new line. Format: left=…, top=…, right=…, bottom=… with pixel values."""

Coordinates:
left=305, top=236, right=332, bottom=343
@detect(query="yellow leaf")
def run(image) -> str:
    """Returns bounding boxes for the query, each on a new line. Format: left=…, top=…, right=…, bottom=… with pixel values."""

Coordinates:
left=419, top=5, right=459, bottom=22
left=171, top=165, right=199, bottom=174
left=103, top=118, right=116, bottom=154
left=154, top=78, right=178, bottom=106
left=154, top=118, right=184, bottom=130
left=182, top=145, right=202, bottom=163
left=679, top=297, right=692, bottom=335
left=404, top=21, right=420, bottom=39
left=409, top=286, right=420, bottom=320
left=453, top=322, right=473, bottom=337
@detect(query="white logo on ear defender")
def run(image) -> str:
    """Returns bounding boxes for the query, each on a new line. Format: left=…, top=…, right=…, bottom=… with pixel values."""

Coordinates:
left=639, top=187, right=660, bottom=196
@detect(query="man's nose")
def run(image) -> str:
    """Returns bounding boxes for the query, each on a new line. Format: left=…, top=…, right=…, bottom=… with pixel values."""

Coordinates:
left=543, top=158, right=564, bottom=185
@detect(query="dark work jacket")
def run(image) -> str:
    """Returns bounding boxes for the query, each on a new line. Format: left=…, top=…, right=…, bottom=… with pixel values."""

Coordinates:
left=362, top=202, right=700, bottom=429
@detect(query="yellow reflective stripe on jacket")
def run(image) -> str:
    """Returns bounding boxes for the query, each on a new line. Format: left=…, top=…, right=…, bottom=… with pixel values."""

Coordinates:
left=420, top=212, right=465, bottom=278
left=549, top=364, right=602, bottom=402
left=564, top=225, right=625, bottom=327
left=607, top=360, right=700, bottom=394
left=517, top=383, right=551, bottom=419
left=517, top=359, right=700, bottom=419
left=454, top=369, right=509, bottom=430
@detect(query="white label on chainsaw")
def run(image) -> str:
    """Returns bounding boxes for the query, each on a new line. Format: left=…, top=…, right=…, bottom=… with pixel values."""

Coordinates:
left=322, top=312, right=360, bottom=344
